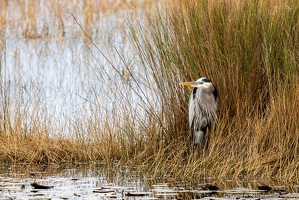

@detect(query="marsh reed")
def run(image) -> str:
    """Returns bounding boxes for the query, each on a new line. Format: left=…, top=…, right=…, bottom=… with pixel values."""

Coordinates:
left=129, top=0, right=299, bottom=181
left=0, top=0, right=298, bottom=184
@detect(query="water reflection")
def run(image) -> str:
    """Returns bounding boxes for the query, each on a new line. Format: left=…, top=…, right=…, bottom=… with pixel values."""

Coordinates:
left=0, top=163, right=149, bottom=199
left=1, top=0, right=157, bottom=136
left=0, top=163, right=298, bottom=199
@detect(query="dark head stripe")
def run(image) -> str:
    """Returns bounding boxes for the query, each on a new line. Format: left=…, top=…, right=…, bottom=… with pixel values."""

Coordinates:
left=201, top=78, right=211, bottom=82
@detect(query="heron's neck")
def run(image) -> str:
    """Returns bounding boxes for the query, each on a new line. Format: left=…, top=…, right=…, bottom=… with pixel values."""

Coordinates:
left=202, top=84, right=214, bottom=93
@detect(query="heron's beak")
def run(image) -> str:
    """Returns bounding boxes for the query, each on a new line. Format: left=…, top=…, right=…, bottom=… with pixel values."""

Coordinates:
left=181, top=81, right=202, bottom=87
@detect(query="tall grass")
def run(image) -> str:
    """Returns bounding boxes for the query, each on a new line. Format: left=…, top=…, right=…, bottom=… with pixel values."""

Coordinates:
left=129, top=0, right=299, bottom=181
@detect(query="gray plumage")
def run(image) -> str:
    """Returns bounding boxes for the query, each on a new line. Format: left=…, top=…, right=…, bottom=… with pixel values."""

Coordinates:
left=182, top=77, right=218, bottom=144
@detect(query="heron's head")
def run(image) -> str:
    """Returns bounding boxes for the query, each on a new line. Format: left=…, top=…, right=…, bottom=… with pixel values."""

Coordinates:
left=181, top=77, right=213, bottom=88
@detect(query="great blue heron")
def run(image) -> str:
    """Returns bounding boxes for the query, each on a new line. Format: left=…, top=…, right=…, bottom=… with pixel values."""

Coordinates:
left=182, top=77, right=218, bottom=144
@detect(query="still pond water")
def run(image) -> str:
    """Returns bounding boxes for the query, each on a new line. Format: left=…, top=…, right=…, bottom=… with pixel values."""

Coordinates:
left=2, top=0, right=156, bottom=135
left=0, top=163, right=299, bottom=199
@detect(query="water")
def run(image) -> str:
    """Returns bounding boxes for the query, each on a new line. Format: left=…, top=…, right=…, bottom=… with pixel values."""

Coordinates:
left=0, top=164, right=298, bottom=199
left=1, top=0, right=156, bottom=136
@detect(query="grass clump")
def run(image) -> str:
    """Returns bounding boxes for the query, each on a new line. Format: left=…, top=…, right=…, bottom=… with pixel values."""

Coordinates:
left=128, top=0, right=299, bottom=181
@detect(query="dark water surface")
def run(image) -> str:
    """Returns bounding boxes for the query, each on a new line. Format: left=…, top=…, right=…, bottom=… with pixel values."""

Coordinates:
left=0, top=163, right=299, bottom=199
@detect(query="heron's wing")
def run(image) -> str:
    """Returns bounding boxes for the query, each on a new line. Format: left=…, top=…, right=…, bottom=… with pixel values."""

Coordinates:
left=197, top=86, right=218, bottom=123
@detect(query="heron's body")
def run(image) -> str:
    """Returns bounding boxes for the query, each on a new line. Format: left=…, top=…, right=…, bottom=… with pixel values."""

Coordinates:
left=182, top=77, right=218, bottom=144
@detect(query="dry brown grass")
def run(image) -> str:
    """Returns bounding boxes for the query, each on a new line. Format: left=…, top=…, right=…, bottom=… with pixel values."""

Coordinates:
left=128, top=0, right=299, bottom=182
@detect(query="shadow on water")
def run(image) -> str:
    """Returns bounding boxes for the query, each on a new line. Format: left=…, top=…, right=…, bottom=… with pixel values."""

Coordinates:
left=0, top=163, right=298, bottom=199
